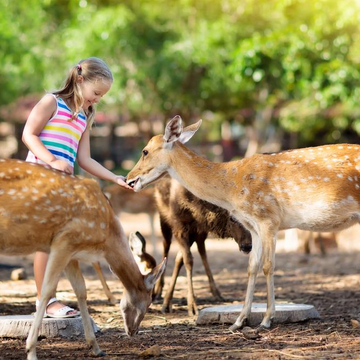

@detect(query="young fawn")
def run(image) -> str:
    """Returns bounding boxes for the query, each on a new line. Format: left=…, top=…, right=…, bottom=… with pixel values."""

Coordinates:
left=127, top=115, right=360, bottom=332
left=153, top=176, right=252, bottom=315
left=0, top=159, right=166, bottom=360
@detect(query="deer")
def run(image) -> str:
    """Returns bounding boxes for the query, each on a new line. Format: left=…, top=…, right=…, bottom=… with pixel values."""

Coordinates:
left=126, top=115, right=360, bottom=333
left=153, top=176, right=252, bottom=315
left=104, top=184, right=159, bottom=257
left=0, top=159, right=166, bottom=360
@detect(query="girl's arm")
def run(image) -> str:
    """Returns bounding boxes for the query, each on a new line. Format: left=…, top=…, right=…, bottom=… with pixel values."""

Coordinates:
left=77, top=127, right=133, bottom=190
left=22, top=94, right=73, bottom=173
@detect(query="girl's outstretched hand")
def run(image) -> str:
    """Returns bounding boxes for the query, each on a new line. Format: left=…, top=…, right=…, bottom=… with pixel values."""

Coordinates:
left=115, top=175, right=133, bottom=190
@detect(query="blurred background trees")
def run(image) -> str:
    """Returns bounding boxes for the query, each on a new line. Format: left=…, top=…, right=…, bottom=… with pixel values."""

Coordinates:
left=1, top=0, right=360, bottom=171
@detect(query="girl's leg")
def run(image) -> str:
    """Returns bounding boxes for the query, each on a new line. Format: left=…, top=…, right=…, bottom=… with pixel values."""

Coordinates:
left=34, top=251, right=78, bottom=315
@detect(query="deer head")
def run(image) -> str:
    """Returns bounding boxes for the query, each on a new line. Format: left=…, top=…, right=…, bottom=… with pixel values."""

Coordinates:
left=127, top=115, right=202, bottom=192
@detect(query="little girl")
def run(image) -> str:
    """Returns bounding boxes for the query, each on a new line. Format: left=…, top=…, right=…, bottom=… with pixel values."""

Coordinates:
left=22, top=57, right=132, bottom=318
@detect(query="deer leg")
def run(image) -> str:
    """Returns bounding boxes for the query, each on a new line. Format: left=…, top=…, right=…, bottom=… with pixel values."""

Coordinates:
left=258, top=233, right=277, bottom=330
left=229, top=231, right=262, bottom=332
left=65, top=260, right=104, bottom=357
left=161, top=250, right=184, bottom=313
left=92, top=262, right=117, bottom=305
left=154, top=218, right=172, bottom=299
left=196, top=235, right=224, bottom=301
left=26, top=249, right=71, bottom=360
left=178, top=236, right=197, bottom=316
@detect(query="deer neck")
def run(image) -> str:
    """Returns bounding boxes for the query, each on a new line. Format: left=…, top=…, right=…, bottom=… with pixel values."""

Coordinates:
left=168, top=142, right=236, bottom=212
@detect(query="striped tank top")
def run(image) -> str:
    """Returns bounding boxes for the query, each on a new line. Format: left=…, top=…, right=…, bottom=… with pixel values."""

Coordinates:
left=26, top=95, right=87, bottom=173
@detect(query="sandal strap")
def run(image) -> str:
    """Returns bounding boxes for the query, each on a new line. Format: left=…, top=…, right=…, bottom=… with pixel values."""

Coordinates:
left=50, top=305, right=77, bottom=316
left=35, top=297, right=57, bottom=308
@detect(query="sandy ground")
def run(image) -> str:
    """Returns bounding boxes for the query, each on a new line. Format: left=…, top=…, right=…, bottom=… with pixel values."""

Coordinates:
left=1, top=213, right=360, bottom=359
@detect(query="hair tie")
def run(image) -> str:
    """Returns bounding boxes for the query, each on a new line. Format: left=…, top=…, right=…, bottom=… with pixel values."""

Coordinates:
left=77, top=64, right=82, bottom=75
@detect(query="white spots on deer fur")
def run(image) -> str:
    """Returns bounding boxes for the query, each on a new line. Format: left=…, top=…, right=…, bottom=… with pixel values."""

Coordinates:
left=323, top=177, right=330, bottom=182
left=337, top=174, right=343, bottom=178
left=300, top=178, right=307, bottom=183
left=356, top=166, right=360, bottom=171
left=35, top=180, right=42, bottom=185
left=32, top=196, right=38, bottom=201
left=26, top=170, right=32, bottom=174
left=100, top=223, right=106, bottom=229
left=241, top=187, right=250, bottom=195
left=0, top=190, right=4, bottom=196
left=32, top=188, right=39, bottom=194
left=348, top=176, right=353, bottom=182
left=0, top=172, right=5, bottom=178
left=50, top=190, right=57, bottom=195
left=356, top=184, right=360, bottom=190
left=338, top=146, right=344, bottom=149
left=24, top=202, right=31, bottom=206
left=40, top=173, right=47, bottom=177
left=88, top=221, right=95, bottom=228
left=50, top=178, right=55, bottom=183
left=7, top=189, right=16, bottom=196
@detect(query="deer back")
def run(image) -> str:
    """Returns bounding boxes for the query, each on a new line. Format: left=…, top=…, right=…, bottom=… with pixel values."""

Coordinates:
left=0, top=159, right=114, bottom=256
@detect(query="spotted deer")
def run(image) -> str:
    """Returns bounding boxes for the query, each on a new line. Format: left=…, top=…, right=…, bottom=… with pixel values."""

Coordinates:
left=127, top=115, right=360, bottom=332
left=0, top=159, right=166, bottom=360
left=153, top=176, right=252, bottom=315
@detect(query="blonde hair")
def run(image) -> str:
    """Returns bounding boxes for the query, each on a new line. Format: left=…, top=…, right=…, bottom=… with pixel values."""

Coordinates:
left=53, top=57, right=113, bottom=128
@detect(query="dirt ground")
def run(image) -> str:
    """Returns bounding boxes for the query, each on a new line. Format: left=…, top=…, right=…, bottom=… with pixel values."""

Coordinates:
left=1, top=214, right=360, bottom=360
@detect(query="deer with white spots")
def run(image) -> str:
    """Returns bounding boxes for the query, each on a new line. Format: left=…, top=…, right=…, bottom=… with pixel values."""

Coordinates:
left=0, top=159, right=166, bottom=360
left=127, top=115, right=360, bottom=332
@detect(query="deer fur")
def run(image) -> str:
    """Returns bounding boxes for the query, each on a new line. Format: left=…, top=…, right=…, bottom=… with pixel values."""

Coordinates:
left=127, top=115, right=360, bottom=332
left=153, top=176, right=252, bottom=315
left=0, top=159, right=166, bottom=360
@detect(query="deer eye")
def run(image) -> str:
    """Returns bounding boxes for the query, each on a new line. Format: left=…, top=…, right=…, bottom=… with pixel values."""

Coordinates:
left=142, top=149, right=148, bottom=156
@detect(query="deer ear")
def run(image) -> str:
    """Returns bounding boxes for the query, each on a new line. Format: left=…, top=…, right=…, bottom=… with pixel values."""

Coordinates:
left=179, top=119, right=202, bottom=144
left=129, top=232, right=145, bottom=256
left=163, top=115, right=183, bottom=144
left=144, top=257, right=167, bottom=291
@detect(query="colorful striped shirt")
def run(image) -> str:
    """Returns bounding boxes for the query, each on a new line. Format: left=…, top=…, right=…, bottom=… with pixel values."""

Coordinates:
left=26, top=95, right=87, bottom=173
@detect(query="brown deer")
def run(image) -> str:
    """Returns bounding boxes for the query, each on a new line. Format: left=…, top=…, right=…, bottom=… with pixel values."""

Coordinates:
left=127, top=115, right=360, bottom=332
left=0, top=159, right=166, bottom=360
left=153, top=176, right=252, bottom=315
left=104, top=184, right=158, bottom=257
